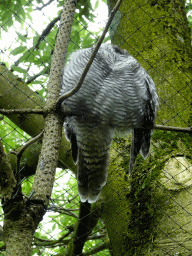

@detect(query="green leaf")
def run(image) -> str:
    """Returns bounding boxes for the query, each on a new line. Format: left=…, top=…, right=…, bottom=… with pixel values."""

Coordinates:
left=94, top=0, right=99, bottom=9
left=16, top=32, right=27, bottom=43
left=17, top=51, right=34, bottom=64
left=11, top=65, right=27, bottom=74
left=52, top=223, right=56, bottom=231
left=33, top=35, right=39, bottom=47
left=10, top=46, right=26, bottom=55
left=34, top=55, right=50, bottom=65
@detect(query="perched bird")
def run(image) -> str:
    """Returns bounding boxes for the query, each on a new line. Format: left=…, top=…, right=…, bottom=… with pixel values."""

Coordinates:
left=60, top=44, right=159, bottom=203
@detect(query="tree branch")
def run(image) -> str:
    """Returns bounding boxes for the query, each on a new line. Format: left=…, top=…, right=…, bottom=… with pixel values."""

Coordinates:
left=35, top=0, right=55, bottom=11
left=35, top=15, right=61, bottom=50
left=30, top=0, right=77, bottom=208
left=13, top=15, right=60, bottom=67
left=11, top=131, right=44, bottom=187
left=3, top=1, right=78, bottom=254
left=33, top=228, right=74, bottom=246
left=16, top=131, right=44, bottom=159
left=67, top=202, right=102, bottom=256
left=48, top=205, right=78, bottom=219
left=0, top=108, right=45, bottom=115
left=82, top=241, right=110, bottom=256
left=154, top=124, right=192, bottom=134
left=26, top=67, right=50, bottom=84
left=0, top=108, right=191, bottom=135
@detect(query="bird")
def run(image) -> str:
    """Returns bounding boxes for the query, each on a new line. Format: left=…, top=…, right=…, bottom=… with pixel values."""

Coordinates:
left=60, top=44, right=159, bottom=203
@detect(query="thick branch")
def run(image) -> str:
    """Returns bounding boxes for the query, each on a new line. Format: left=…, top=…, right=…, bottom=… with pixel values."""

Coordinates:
left=31, top=0, right=77, bottom=206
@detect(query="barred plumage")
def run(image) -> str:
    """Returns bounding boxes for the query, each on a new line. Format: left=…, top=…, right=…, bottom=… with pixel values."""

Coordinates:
left=60, top=44, right=159, bottom=203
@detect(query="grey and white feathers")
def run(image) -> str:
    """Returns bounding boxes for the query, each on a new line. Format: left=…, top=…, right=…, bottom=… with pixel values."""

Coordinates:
left=60, top=44, right=159, bottom=203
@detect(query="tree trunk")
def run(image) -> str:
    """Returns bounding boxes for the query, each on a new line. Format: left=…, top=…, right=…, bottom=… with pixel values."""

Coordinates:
left=4, top=212, right=36, bottom=256
left=101, top=0, right=192, bottom=255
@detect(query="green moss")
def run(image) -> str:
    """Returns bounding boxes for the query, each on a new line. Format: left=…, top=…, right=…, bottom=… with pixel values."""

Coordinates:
left=122, top=140, right=165, bottom=254
left=101, top=127, right=192, bottom=254
left=122, top=130, right=192, bottom=255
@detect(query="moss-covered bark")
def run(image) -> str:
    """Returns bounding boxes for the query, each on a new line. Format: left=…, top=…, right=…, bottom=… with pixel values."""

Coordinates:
left=100, top=0, right=192, bottom=255
left=4, top=206, right=37, bottom=256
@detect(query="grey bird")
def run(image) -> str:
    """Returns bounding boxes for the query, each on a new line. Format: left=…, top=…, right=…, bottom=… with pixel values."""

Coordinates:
left=60, top=44, right=159, bottom=203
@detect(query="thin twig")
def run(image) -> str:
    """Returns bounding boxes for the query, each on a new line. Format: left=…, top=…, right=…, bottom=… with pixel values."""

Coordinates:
left=35, top=15, right=61, bottom=49
left=13, top=131, right=44, bottom=186
left=67, top=193, right=79, bottom=203
left=48, top=206, right=78, bottom=219
left=35, top=0, right=55, bottom=11
left=87, top=234, right=107, bottom=240
left=56, top=0, right=123, bottom=108
left=33, top=231, right=72, bottom=246
left=0, top=109, right=45, bottom=115
left=82, top=241, right=110, bottom=256
left=26, top=67, right=50, bottom=84
left=13, top=15, right=60, bottom=67
left=155, top=124, right=192, bottom=134
left=16, top=131, right=44, bottom=158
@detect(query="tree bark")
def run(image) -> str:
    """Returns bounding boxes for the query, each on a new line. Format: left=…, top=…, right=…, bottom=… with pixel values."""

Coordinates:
left=100, top=0, right=192, bottom=255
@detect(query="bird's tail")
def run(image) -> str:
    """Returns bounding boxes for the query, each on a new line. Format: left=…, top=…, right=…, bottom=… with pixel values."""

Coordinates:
left=129, top=128, right=152, bottom=175
left=77, top=147, right=110, bottom=203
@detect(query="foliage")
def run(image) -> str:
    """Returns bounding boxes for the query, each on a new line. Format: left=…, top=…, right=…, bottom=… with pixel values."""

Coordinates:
left=0, top=116, right=31, bottom=153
